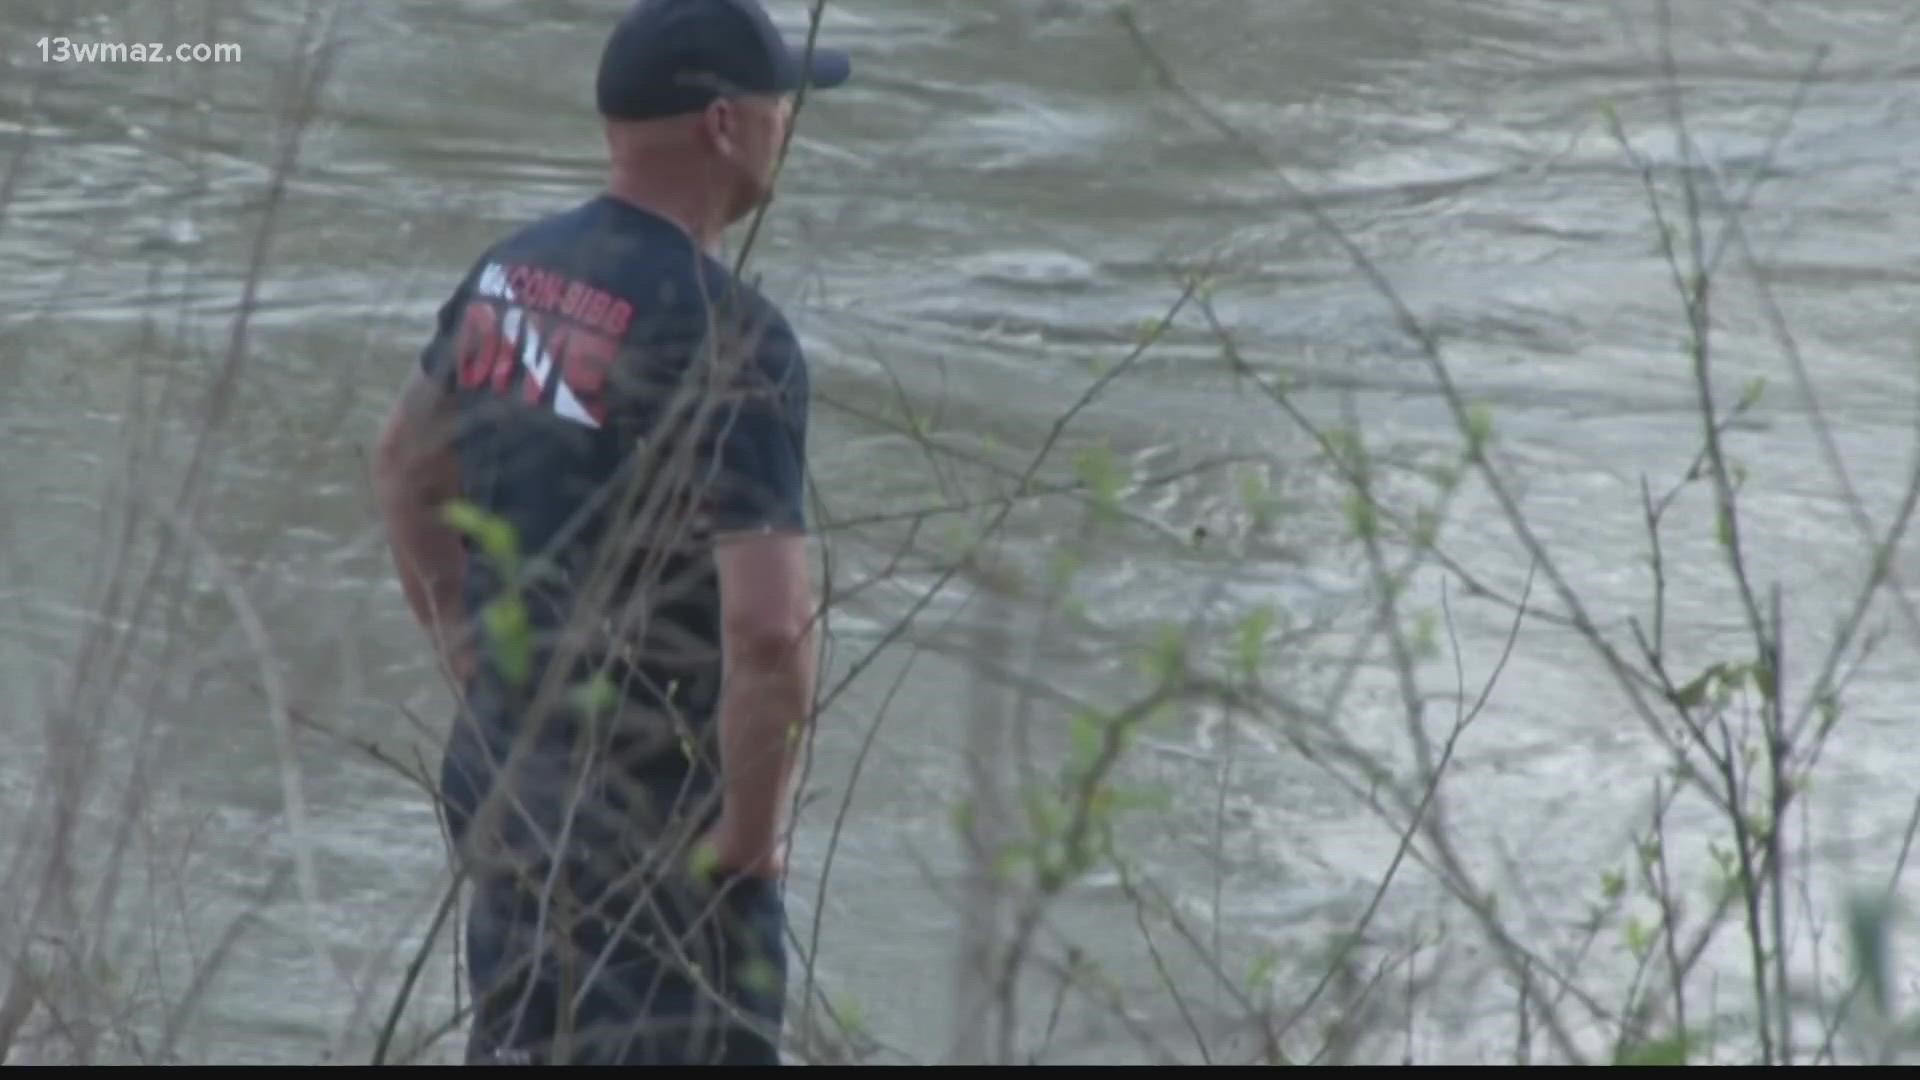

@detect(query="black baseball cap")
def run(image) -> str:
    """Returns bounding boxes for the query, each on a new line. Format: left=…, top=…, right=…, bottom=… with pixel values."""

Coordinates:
left=596, top=0, right=853, bottom=121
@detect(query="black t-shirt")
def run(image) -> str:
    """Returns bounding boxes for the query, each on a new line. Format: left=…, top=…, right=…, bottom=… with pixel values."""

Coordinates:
left=417, top=194, right=809, bottom=842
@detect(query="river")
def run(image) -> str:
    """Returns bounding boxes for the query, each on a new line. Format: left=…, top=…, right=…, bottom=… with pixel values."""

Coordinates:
left=4, top=0, right=1920, bottom=1065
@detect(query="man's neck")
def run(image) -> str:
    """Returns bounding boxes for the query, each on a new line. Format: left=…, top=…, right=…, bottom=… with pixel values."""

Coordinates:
left=604, top=172, right=726, bottom=256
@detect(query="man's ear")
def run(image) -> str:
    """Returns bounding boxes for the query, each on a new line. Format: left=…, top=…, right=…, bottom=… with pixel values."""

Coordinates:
left=703, top=98, right=739, bottom=157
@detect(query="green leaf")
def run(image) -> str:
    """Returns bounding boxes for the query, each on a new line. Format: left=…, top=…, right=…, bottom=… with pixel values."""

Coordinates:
left=1615, top=1032, right=1691, bottom=1066
left=1324, top=427, right=1362, bottom=468
left=688, top=837, right=721, bottom=886
left=1106, top=782, right=1174, bottom=816
left=568, top=671, right=618, bottom=717
left=482, top=596, right=532, bottom=687
left=1247, top=947, right=1280, bottom=994
left=1343, top=491, right=1378, bottom=541
left=832, top=994, right=868, bottom=1037
left=1069, top=709, right=1104, bottom=767
left=1084, top=784, right=1115, bottom=823
left=442, top=499, right=519, bottom=569
left=991, top=843, right=1029, bottom=884
left=1624, top=915, right=1651, bottom=959
left=1025, top=788, right=1065, bottom=842
left=1673, top=663, right=1737, bottom=710
left=1145, top=695, right=1181, bottom=735
left=1235, top=605, right=1275, bottom=680
left=1817, top=693, right=1841, bottom=735
left=949, top=798, right=975, bottom=838
left=1739, top=375, right=1767, bottom=411
left=1410, top=608, right=1439, bottom=660
left=1049, top=548, right=1082, bottom=590
left=1139, top=622, right=1187, bottom=683
left=1464, top=403, right=1495, bottom=455
left=1412, top=505, right=1441, bottom=549
left=1711, top=869, right=1741, bottom=906
left=1708, top=841, right=1734, bottom=877
left=1600, top=868, right=1626, bottom=902
left=1074, top=442, right=1124, bottom=511
left=737, top=958, right=778, bottom=997
left=939, top=520, right=977, bottom=560
left=1238, top=467, right=1278, bottom=529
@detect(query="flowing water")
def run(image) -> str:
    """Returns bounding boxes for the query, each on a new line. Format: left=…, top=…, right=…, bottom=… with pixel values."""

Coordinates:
left=5, top=0, right=1920, bottom=1065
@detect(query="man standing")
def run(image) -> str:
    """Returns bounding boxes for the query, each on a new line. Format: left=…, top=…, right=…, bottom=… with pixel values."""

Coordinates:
left=372, top=0, right=849, bottom=1064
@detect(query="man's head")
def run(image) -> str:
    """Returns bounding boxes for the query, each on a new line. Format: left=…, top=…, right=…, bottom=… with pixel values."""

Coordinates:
left=595, top=0, right=852, bottom=227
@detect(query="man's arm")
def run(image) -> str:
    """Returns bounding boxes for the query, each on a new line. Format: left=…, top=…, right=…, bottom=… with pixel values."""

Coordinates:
left=373, top=369, right=472, bottom=682
left=710, top=528, right=818, bottom=879
left=700, top=305, right=817, bottom=880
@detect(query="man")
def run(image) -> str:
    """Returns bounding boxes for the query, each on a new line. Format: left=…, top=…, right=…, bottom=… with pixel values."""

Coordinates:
left=371, top=0, right=849, bottom=1064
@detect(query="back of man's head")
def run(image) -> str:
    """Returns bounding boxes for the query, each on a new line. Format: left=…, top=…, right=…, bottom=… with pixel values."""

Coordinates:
left=591, top=0, right=852, bottom=234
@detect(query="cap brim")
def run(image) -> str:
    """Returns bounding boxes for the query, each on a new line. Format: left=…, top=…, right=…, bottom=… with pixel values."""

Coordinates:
left=798, top=45, right=851, bottom=91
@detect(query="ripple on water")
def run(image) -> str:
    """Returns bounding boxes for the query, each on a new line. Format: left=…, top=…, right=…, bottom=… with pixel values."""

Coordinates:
left=953, top=248, right=1101, bottom=292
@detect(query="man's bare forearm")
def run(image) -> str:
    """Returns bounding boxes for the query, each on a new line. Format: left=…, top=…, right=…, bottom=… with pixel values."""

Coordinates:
left=387, top=501, right=469, bottom=670
left=715, top=625, right=816, bottom=862
left=374, top=373, right=470, bottom=677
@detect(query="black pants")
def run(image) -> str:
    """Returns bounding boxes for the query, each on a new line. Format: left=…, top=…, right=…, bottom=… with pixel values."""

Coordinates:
left=459, top=852, right=788, bottom=1065
left=437, top=709, right=787, bottom=1066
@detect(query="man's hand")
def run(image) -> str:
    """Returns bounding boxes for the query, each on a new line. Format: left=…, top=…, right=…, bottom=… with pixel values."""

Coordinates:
left=699, top=813, right=787, bottom=882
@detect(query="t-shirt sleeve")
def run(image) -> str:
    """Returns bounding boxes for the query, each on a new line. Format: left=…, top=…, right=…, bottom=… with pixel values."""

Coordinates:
left=703, top=307, right=811, bottom=535
left=418, top=271, right=476, bottom=389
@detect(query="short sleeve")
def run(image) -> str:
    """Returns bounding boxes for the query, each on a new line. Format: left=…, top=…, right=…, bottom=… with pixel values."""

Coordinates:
left=418, top=272, right=475, bottom=389
left=703, top=307, right=811, bottom=535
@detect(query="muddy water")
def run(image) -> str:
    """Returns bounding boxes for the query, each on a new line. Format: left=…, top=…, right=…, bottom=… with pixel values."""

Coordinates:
left=4, top=0, right=1920, bottom=1065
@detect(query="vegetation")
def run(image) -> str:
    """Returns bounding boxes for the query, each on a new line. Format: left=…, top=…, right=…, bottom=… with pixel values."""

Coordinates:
left=2, top=0, right=1916, bottom=1065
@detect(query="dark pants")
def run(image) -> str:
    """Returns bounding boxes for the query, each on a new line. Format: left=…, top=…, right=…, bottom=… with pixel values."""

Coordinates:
left=438, top=706, right=787, bottom=1065
left=457, top=849, right=788, bottom=1065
